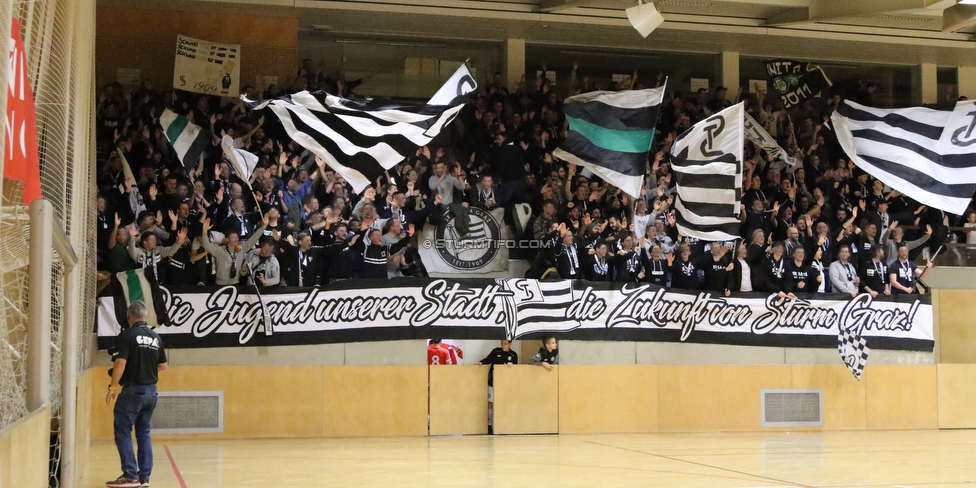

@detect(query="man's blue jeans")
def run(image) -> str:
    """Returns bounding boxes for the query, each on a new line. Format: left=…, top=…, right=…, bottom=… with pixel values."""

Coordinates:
left=114, top=384, right=158, bottom=481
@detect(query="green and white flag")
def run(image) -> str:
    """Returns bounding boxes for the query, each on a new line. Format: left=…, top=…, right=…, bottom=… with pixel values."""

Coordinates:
left=552, top=86, right=666, bottom=198
left=160, top=109, right=210, bottom=170
left=115, top=268, right=169, bottom=327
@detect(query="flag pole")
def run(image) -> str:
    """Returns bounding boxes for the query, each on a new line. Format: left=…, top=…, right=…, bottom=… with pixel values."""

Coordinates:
left=725, top=237, right=741, bottom=293
left=253, top=279, right=273, bottom=336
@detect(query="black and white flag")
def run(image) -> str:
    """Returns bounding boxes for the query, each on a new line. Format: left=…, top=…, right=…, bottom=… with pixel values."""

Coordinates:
left=496, top=278, right=580, bottom=339
left=744, top=112, right=794, bottom=167
left=244, top=65, right=476, bottom=193
left=838, top=326, right=870, bottom=380
left=832, top=100, right=976, bottom=215
left=669, top=103, right=744, bottom=241
left=220, top=135, right=259, bottom=181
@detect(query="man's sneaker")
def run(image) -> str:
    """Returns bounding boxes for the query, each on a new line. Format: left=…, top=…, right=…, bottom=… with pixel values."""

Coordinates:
left=105, top=476, right=140, bottom=488
left=139, top=481, right=150, bottom=487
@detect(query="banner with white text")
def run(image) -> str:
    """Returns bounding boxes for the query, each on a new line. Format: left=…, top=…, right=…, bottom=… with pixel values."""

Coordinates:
left=96, top=279, right=933, bottom=351
left=173, top=34, right=241, bottom=97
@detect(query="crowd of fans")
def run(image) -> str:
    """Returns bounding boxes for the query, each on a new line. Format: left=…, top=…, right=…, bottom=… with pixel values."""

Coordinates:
left=94, top=59, right=970, bottom=296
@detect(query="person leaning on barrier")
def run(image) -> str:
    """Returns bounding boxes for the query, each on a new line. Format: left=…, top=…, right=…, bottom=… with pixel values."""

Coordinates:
left=528, top=335, right=558, bottom=372
left=889, top=242, right=932, bottom=294
left=105, top=301, right=167, bottom=488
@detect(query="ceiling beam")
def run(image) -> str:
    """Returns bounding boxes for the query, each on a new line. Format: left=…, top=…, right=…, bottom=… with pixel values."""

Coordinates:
left=808, top=0, right=955, bottom=21
left=708, top=0, right=809, bottom=5
left=764, top=7, right=811, bottom=26
left=539, top=0, right=600, bottom=13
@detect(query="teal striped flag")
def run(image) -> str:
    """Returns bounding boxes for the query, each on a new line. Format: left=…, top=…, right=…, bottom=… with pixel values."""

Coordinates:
left=160, top=109, right=210, bottom=170
left=114, top=268, right=169, bottom=328
left=552, top=86, right=666, bottom=198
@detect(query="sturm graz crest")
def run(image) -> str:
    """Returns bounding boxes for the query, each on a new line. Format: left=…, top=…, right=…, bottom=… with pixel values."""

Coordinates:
left=436, top=207, right=500, bottom=270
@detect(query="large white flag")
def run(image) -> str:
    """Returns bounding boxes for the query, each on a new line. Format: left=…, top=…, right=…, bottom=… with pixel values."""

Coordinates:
left=220, top=135, right=259, bottom=181
left=428, top=64, right=478, bottom=105
left=832, top=99, right=976, bottom=215
left=669, top=103, right=744, bottom=241
left=243, top=68, right=476, bottom=193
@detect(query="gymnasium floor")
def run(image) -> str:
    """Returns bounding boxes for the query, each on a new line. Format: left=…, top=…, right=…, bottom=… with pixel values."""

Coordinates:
left=82, top=430, right=976, bottom=487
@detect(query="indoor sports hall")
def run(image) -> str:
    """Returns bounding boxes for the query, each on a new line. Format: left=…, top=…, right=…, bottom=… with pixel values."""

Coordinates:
left=4, top=1, right=976, bottom=487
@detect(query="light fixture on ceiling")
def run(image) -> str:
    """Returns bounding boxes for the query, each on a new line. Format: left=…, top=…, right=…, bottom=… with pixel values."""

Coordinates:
left=960, top=0, right=976, bottom=4
left=626, top=0, right=665, bottom=38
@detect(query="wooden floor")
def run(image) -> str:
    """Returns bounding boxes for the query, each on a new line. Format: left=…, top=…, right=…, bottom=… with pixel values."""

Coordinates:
left=82, top=431, right=976, bottom=487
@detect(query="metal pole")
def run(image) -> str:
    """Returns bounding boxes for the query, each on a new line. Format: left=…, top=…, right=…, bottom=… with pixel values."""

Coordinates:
left=27, top=199, right=53, bottom=412
left=60, top=2, right=96, bottom=485
left=60, top=256, right=81, bottom=487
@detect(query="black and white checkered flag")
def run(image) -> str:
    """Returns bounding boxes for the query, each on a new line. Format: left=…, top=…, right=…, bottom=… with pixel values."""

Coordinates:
left=838, top=327, right=870, bottom=380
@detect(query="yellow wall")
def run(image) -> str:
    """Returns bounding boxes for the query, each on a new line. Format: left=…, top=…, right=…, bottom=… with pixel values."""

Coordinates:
left=559, top=365, right=658, bottom=434
left=0, top=404, right=50, bottom=488
left=493, top=365, right=559, bottom=434
left=938, top=364, right=976, bottom=428
left=429, top=365, right=489, bottom=436
left=935, top=289, right=976, bottom=363
left=322, top=365, right=428, bottom=437
left=90, top=365, right=428, bottom=440
left=86, top=363, right=976, bottom=439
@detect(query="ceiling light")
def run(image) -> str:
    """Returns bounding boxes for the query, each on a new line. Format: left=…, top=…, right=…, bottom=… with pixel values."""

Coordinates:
left=626, top=0, right=665, bottom=38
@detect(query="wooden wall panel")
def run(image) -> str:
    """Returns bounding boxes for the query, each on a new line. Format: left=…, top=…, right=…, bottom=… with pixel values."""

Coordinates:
left=937, top=290, right=976, bottom=363
left=865, top=365, right=938, bottom=430
left=493, top=365, right=559, bottom=434
left=177, top=365, right=324, bottom=438
left=321, top=366, right=428, bottom=437
left=558, top=365, right=658, bottom=434
left=658, top=365, right=792, bottom=431
left=0, top=404, right=50, bottom=488
left=74, top=368, right=94, bottom=486
left=429, top=365, right=490, bottom=436
left=81, top=363, right=961, bottom=439
left=89, top=366, right=113, bottom=441
left=791, top=365, right=867, bottom=430
left=937, top=364, right=976, bottom=429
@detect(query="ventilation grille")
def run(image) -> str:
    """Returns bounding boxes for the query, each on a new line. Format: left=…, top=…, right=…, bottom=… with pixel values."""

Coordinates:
left=655, top=0, right=714, bottom=8
left=761, top=389, right=823, bottom=427
left=869, top=14, right=937, bottom=23
left=152, top=391, right=224, bottom=434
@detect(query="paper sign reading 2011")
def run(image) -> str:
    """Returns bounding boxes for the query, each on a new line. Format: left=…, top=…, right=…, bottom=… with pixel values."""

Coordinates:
left=173, top=34, right=241, bottom=97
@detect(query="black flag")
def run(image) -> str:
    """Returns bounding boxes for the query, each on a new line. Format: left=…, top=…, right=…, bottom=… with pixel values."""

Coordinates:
left=765, top=59, right=832, bottom=109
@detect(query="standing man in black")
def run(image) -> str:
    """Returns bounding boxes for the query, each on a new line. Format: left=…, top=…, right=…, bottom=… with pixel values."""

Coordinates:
left=105, top=302, right=168, bottom=488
